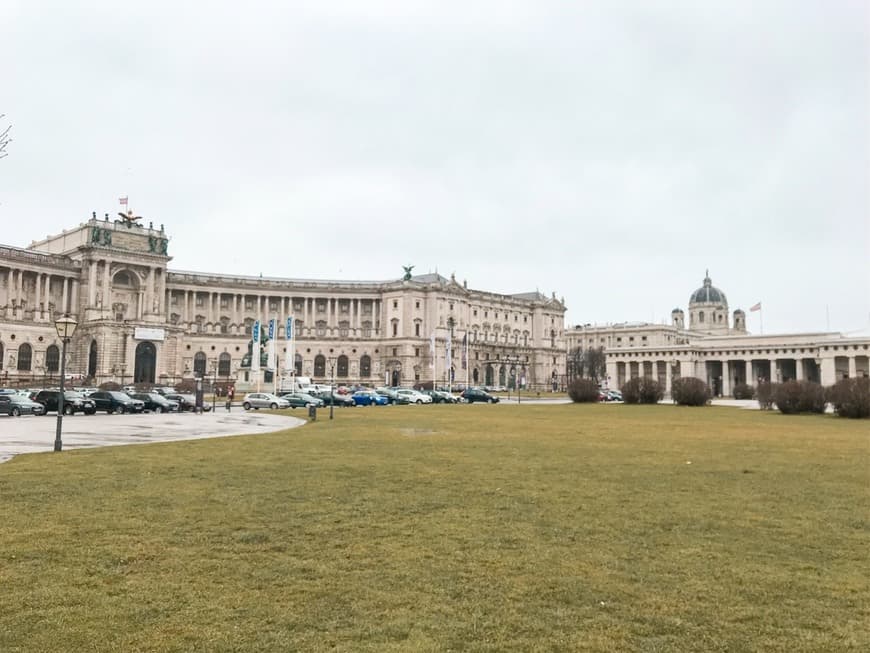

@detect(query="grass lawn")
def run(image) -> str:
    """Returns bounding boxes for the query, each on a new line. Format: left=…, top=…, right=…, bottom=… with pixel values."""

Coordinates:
left=1, top=405, right=867, bottom=652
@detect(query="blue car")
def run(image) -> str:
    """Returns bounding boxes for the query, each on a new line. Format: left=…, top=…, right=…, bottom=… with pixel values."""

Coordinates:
left=351, top=390, right=389, bottom=406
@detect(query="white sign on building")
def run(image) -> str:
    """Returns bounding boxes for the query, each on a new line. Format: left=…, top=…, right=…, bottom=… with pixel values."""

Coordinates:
left=134, top=327, right=166, bottom=341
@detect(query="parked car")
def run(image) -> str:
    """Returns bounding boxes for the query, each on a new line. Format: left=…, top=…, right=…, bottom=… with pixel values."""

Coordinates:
left=375, top=387, right=411, bottom=404
left=241, top=393, right=290, bottom=410
left=319, top=391, right=356, bottom=407
left=396, top=388, right=432, bottom=404
left=154, top=386, right=178, bottom=396
left=88, top=391, right=144, bottom=414
left=0, top=394, right=46, bottom=416
left=606, top=389, right=623, bottom=402
left=130, top=392, right=179, bottom=413
left=424, top=389, right=458, bottom=404
left=279, top=392, right=324, bottom=409
left=33, top=390, right=97, bottom=415
left=351, top=390, right=389, bottom=406
left=461, top=388, right=500, bottom=404
left=164, top=393, right=211, bottom=412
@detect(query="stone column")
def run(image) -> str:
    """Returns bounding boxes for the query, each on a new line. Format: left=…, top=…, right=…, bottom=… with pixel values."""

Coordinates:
left=183, top=290, right=189, bottom=323
left=102, top=260, right=111, bottom=310
left=819, top=357, right=836, bottom=386
left=722, top=360, right=731, bottom=397
left=71, top=279, right=80, bottom=315
left=62, top=277, right=69, bottom=313
left=795, top=359, right=804, bottom=381
left=34, top=272, right=42, bottom=320
left=665, top=361, right=672, bottom=395
left=848, top=356, right=857, bottom=379
left=769, top=358, right=778, bottom=383
left=45, top=275, right=52, bottom=317
left=745, top=360, right=753, bottom=386
left=88, top=261, right=97, bottom=307
left=146, top=268, right=155, bottom=314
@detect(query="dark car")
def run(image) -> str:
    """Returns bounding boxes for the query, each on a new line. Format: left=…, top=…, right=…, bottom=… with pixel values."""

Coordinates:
left=130, top=392, right=179, bottom=413
left=320, top=392, right=356, bottom=407
left=0, top=394, right=47, bottom=416
left=89, top=391, right=143, bottom=414
left=165, top=393, right=212, bottom=412
left=279, top=392, right=324, bottom=409
left=461, top=388, right=500, bottom=404
left=33, top=390, right=97, bottom=415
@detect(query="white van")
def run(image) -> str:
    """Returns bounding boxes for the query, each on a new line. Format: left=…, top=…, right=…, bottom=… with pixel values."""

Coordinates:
left=279, top=376, right=313, bottom=394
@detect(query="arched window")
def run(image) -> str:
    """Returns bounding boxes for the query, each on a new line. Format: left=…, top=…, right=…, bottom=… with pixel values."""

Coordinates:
left=45, top=345, right=60, bottom=373
left=17, top=343, right=32, bottom=371
left=294, top=353, right=303, bottom=376
left=360, top=354, right=371, bottom=377
left=218, top=352, right=231, bottom=377
left=316, top=320, right=327, bottom=337
left=472, top=368, right=479, bottom=383
left=194, top=352, right=207, bottom=377
left=699, top=311, right=705, bottom=323
left=88, top=340, right=98, bottom=378
left=314, top=354, right=326, bottom=377
left=337, top=355, right=348, bottom=378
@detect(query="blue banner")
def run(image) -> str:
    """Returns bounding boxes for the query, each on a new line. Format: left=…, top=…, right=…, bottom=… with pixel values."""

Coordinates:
left=252, top=319, right=260, bottom=343
left=268, top=318, right=275, bottom=340
left=286, top=316, right=293, bottom=340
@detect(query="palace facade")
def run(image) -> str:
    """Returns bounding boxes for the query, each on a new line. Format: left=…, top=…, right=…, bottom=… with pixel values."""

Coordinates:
left=566, top=273, right=869, bottom=396
left=0, top=216, right=568, bottom=390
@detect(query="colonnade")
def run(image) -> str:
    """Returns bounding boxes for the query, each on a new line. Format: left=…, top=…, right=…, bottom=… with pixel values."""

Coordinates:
left=168, top=288, right=382, bottom=337
left=1, top=266, right=80, bottom=321
left=606, top=351, right=870, bottom=397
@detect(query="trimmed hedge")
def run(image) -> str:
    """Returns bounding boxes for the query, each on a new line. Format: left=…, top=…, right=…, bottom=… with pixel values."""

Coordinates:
left=568, top=378, right=600, bottom=403
left=826, top=377, right=870, bottom=419
left=670, top=377, right=711, bottom=406
left=732, top=383, right=755, bottom=400
left=772, top=380, right=826, bottom=415
left=621, top=377, right=663, bottom=404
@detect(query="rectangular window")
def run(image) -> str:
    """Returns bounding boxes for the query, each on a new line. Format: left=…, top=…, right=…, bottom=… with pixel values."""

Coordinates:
left=415, top=301, right=420, bottom=309
left=245, top=300, right=253, bottom=310
left=392, top=348, right=398, bottom=357
left=415, top=323, right=420, bottom=336
left=415, top=348, right=420, bottom=357
left=393, top=300, right=398, bottom=309
left=473, top=309, right=478, bottom=317
left=196, top=296, right=204, bottom=307
left=392, top=322, right=398, bottom=336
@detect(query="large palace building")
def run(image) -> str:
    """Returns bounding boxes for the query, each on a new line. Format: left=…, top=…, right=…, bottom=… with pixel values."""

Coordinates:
left=566, top=272, right=869, bottom=396
left=0, top=215, right=568, bottom=390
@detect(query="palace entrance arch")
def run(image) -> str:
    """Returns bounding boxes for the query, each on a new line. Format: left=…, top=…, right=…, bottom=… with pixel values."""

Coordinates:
left=134, top=341, right=157, bottom=384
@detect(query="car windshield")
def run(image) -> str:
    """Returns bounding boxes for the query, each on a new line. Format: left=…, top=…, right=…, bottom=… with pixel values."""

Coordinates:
left=109, top=392, right=129, bottom=399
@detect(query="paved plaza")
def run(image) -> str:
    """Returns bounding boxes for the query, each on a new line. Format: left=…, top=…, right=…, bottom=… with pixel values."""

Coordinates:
left=0, top=410, right=305, bottom=464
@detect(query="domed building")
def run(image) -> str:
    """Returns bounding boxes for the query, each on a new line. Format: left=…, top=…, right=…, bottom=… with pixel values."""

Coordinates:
left=567, top=271, right=868, bottom=397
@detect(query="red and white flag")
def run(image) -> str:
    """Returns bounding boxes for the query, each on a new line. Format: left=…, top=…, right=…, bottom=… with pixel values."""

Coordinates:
left=119, top=196, right=128, bottom=206
left=749, top=302, right=762, bottom=312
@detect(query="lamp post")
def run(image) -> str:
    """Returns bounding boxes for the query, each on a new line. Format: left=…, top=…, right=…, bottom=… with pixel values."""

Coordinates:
left=329, top=358, right=336, bottom=420
left=54, top=314, right=78, bottom=452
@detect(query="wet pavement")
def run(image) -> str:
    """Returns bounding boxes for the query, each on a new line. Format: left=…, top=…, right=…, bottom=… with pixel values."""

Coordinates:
left=0, top=410, right=306, bottom=463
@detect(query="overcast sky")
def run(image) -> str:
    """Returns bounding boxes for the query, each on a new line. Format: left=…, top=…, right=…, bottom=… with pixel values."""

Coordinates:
left=3, top=1, right=868, bottom=335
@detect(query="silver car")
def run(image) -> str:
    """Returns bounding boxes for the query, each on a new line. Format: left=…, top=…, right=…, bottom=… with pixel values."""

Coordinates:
left=242, top=393, right=290, bottom=410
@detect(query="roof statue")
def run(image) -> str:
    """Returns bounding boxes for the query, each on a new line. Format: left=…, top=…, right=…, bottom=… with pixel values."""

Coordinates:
left=402, top=265, right=414, bottom=281
left=117, top=210, right=143, bottom=226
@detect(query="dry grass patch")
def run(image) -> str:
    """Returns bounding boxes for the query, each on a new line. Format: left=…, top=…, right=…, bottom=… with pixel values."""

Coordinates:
left=1, top=404, right=867, bottom=652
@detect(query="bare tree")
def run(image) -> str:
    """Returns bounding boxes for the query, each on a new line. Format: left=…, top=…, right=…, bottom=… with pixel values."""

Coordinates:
left=567, top=346, right=607, bottom=383
left=0, top=115, right=10, bottom=159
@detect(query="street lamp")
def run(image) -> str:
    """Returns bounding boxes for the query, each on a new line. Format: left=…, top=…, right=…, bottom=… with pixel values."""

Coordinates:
left=329, top=358, right=336, bottom=420
left=54, top=314, right=78, bottom=452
